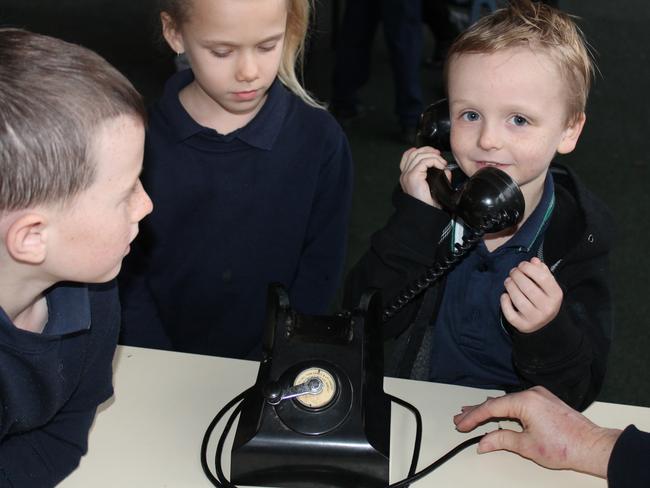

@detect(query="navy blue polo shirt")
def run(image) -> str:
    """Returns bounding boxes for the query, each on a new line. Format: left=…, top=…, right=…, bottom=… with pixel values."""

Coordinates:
left=429, top=173, right=555, bottom=389
left=0, top=284, right=91, bottom=337
left=0, top=282, right=119, bottom=485
left=158, top=69, right=287, bottom=149
left=119, top=69, right=353, bottom=359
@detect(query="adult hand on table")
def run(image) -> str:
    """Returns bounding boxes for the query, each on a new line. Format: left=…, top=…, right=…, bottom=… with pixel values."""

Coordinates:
left=453, top=386, right=621, bottom=478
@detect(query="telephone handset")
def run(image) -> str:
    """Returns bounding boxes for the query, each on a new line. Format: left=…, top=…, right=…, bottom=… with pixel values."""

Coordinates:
left=416, top=99, right=525, bottom=232
left=382, top=100, right=526, bottom=321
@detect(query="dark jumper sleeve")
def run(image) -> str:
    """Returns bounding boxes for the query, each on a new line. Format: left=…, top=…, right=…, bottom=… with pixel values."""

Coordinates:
left=608, top=425, right=650, bottom=487
left=0, top=285, right=119, bottom=487
left=0, top=410, right=97, bottom=487
left=343, top=188, right=451, bottom=337
left=289, top=126, right=354, bottom=314
left=507, top=259, right=612, bottom=411
left=118, top=242, right=173, bottom=350
left=507, top=183, right=613, bottom=411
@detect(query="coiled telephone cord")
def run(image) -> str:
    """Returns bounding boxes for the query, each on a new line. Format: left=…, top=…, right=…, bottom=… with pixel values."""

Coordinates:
left=382, top=210, right=516, bottom=322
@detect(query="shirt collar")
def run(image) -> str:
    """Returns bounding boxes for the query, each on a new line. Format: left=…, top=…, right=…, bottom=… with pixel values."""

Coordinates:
left=508, top=171, right=555, bottom=251
left=158, top=69, right=289, bottom=150
left=0, top=282, right=90, bottom=337
left=44, top=283, right=91, bottom=335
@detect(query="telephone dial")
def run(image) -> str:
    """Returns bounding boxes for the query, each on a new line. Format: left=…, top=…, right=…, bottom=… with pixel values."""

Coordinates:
left=200, top=100, right=525, bottom=488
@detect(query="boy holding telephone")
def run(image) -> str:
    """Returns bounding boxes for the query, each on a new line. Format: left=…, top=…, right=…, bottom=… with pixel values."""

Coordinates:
left=344, top=0, right=613, bottom=410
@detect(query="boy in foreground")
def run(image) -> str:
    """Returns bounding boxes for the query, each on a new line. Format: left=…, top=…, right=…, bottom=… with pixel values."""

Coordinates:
left=0, top=29, right=152, bottom=485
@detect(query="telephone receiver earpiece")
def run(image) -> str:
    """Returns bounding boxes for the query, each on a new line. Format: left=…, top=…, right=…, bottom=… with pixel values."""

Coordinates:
left=415, top=98, right=525, bottom=233
left=415, top=99, right=451, bottom=151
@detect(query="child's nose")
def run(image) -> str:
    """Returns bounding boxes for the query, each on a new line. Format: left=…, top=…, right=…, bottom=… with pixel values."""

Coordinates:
left=478, top=121, right=503, bottom=151
left=236, top=51, right=259, bottom=83
left=132, top=182, right=153, bottom=222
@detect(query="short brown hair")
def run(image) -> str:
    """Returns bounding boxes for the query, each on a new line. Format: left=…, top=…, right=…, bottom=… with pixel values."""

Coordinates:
left=444, top=0, right=595, bottom=125
left=0, top=28, right=146, bottom=211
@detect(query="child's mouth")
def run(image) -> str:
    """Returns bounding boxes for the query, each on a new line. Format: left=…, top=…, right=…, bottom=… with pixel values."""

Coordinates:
left=477, top=161, right=509, bottom=170
left=233, top=90, right=258, bottom=101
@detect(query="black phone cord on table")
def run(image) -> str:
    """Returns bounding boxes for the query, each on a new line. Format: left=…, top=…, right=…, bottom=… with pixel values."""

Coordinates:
left=201, top=387, right=484, bottom=488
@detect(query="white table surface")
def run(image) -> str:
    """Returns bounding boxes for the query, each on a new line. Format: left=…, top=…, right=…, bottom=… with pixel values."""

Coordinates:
left=61, top=346, right=650, bottom=487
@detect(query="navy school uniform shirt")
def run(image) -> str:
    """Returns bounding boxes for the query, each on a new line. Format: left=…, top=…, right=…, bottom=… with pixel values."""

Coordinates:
left=119, top=69, right=353, bottom=359
left=0, top=282, right=119, bottom=487
left=429, top=172, right=554, bottom=389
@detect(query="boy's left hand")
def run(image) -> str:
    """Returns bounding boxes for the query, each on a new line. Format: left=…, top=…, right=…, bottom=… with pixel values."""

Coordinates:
left=500, top=257, right=563, bottom=333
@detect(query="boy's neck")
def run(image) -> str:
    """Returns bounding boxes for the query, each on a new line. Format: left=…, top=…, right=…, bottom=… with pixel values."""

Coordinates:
left=0, top=267, right=51, bottom=333
left=12, top=295, right=48, bottom=333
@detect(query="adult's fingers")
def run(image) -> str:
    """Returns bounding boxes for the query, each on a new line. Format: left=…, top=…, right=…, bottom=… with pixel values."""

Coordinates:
left=478, top=428, right=526, bottom=455
left=454, top=395, right=523, bottom=431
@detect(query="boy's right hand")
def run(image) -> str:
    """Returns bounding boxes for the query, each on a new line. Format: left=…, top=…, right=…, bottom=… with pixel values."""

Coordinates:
left=399, top=146, right=450, bottom=208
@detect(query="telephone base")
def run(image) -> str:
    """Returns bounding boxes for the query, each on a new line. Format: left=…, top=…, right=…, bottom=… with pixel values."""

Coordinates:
left=231, top=285, right=390, bottom=488
left=232, top=430, right=389, bottom=488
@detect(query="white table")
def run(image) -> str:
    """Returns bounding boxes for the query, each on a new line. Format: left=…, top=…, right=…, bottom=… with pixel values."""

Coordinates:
left=62, top=346, right=650, bottom=487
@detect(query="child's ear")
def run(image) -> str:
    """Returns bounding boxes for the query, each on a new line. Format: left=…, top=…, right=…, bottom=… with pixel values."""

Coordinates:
left=5, top=213, right=48, bottom=265
left=557, top=112, right=586, bottom=155
left=161, top=12, right=185, bottom=55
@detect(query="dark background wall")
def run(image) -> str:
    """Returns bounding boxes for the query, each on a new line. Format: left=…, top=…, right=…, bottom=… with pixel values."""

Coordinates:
left=2, top=0, right=649, bottom=407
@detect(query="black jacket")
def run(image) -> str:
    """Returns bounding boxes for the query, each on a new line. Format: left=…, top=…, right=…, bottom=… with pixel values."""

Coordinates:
left=344, top=164, right=614, bottom=410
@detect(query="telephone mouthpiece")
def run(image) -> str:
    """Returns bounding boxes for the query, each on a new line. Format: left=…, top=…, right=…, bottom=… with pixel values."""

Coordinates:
left=457, top=167, right=525, bottom=233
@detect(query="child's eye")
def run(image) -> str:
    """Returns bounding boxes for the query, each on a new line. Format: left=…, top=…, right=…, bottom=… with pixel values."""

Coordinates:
left=461, top=111, right=480, bottom=122
left=211, top=50, right=232, bottom=58
left=258, top=43, right=277, bottom=53
left=510, top=115, right=529, bottom=126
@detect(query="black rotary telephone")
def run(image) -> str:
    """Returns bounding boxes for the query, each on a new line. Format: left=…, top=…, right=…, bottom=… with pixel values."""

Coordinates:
left=200, top=102, right=526, bottom=488
left=202, top=285, right=483, bottom=488
left=382, top=100, right=526, bottom=321
left=205, top=284, right=392, bottom=488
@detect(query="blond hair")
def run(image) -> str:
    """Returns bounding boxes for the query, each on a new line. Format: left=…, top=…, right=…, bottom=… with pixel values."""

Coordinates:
left=444, top=0, right=595, bottom=125
left=0, top=29, right=146, bottom=212
left=160, top=0, right=321, bottom=108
